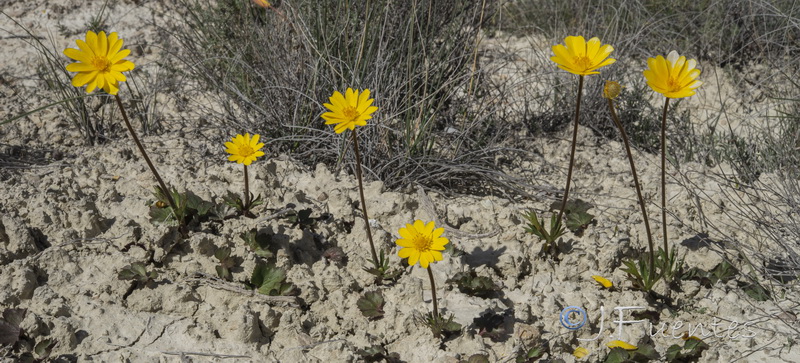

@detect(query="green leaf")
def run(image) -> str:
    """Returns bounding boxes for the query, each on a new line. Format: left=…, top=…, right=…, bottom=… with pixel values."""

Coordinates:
left=131, top=262, right=147, bottom=277
left=149, top=206, right=174, bottom=224
left=34, top=338, right=54, bottom=357
left=447, top=271, right=500, bottom=298
left=117, top=268, right=137, bottom=281
left=634, top=343, right=659, bottom=360
left=665, top=344, right=682, bottom=361
left=215, top=247, right=232, bottom=261
left=216, top=266, right=232, bottom=281
left=566, top=210, right=594, bottom=233
left=356, top=292, right=385, bottom=319
left=251, top=264, right=287, bottom=295
left=604, top=347, right=629, bottom=363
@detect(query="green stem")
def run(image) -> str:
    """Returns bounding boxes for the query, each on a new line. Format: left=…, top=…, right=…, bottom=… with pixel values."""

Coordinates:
left=607, top=98, right=656, bottom=277
left=427, top=266, right=439, bottom=320
left=351, top=129, right=380, bottom=266
left=660, top=97, right=671, bottom=254
left=114, top=94, right=177, bottom=214
left=556, top=75, right=585, bottom=224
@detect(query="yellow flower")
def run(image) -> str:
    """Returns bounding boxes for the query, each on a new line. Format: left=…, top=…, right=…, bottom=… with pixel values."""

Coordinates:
left=607, top=340, right=637, bottom=350
left=591, top=275, right=613, bottom=288
left=603, top=81, right=622, bottom=100
left=252, top=0, right=271, bottom=8
left=63, top=30, right=135, bottom=95
left=573, top=347, right=589, bottom=359
left=225, top=133, right=265, bottom=165
left=551, top=36, right=615, bottom=76
left=396, top=220, right=449, bottom=268
left=643, top=51, right=703, bottom=98
left=321, top=88, right=378, bottom=134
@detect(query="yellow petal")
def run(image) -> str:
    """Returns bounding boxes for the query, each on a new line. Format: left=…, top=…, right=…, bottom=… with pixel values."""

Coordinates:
left=64, top=48, right=92, bottom=63
left=71, top=71, right=95, bottom=87
left=98, top=31, right=108, bottom=56
left=607, top=340, right=637, bottom=350
left=66, top=62, right=97, bottom=73
left=573, top=347, right=589, bottom=359
left=591, top=275, right=613, bottom=288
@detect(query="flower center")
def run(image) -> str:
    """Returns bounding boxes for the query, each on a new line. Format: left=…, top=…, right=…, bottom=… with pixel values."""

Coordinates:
left=574, top=56, right=593, bottom=70
left=342, top=106, right=359, bottom=121
left=239, top=145, right=255, bottom=156
left=666, top=77, right=682, bottom=92
left=91, top=56, right=111, bottom=72
left=411, top=231, right=432, bottom=252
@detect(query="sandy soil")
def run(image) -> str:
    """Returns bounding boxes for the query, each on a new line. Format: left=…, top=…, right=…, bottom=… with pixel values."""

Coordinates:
left=1, top=1, right=798, bottom=362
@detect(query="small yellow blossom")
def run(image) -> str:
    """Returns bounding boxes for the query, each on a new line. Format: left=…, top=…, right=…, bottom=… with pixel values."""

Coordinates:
left=573, top=347, right=589, bottom=359
left=63, top=30, right=135, bottom=95
left=550, top=36, right=615, bottom=76
left=643, top=50, right=703, bottom=98
left=396, top=220, right=449, bottom=268
left=225, top=133, right=265, bottom=165
left=603, top=81, right=622, bottom=99
left=591, top=275, right=613, bottom=288
left=607, top=340, right=637, bottom=350
left=321, top=88, right=378, bottom=134
left=252, top=0, right=271, bottom=8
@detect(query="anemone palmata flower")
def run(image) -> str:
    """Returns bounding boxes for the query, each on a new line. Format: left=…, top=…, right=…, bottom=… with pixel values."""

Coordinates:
left=643, top=51, right=703, bottom=98
left=643, top=51, right=702, bottom=256
left=396, top=220, right=449, bottom=268
left=225, top=133, right=265, bottom=166
left=225, top=133, right=265, bottom=215
left=550, top=36, right=616, bottom=76
left=321, top=88, right=378, bottom=134
left=64, top=30, right=135, bottom=95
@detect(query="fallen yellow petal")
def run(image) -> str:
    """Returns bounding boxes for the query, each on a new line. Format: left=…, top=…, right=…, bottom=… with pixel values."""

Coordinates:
left=607, top=340, right=637, bottom=350
left=573, top=347, right=589, bottom=359
left=591, top=275, right=613, bottom=288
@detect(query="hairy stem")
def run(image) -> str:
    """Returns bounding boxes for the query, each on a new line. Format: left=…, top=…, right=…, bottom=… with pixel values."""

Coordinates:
left=244, top=164, right=250, bottom=211
left=660, top=97, right=671, bottom=254
left=427, top=266, right=439, bottom=320
left=114, top=95, right=177, bottom=214
left=608, top=98, right=656, bottom=277
left=351, top=129, right=380, bottom=266
left=556, top=75, right=585, bottom=224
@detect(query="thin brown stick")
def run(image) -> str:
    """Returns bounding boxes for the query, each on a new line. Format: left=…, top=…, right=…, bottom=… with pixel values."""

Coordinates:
left=114, top=94, right=177, bottom=213
left=351, top=129, right=379, bottom=265
left=556, top=75, right=585, bottom=223
left=427, top=266, right=439, bottom=320
left=607, top=98, right=656, bottom=277
left=660, top=97, right=671, bottom=253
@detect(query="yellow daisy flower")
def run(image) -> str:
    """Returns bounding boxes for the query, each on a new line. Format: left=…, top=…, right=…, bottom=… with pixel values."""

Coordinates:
left=321, top=88, right=378, bottom=134
left=643, top=51, right=703, bottom=98
left=396, top=220, right=449, bottom=268
left=63, top=30, right=135, bottom=95
left=551, top=36, right=616, bottom=76
left=225, top=133, right=265, bottom=165
left=607, top=340, right=637, bottom=350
